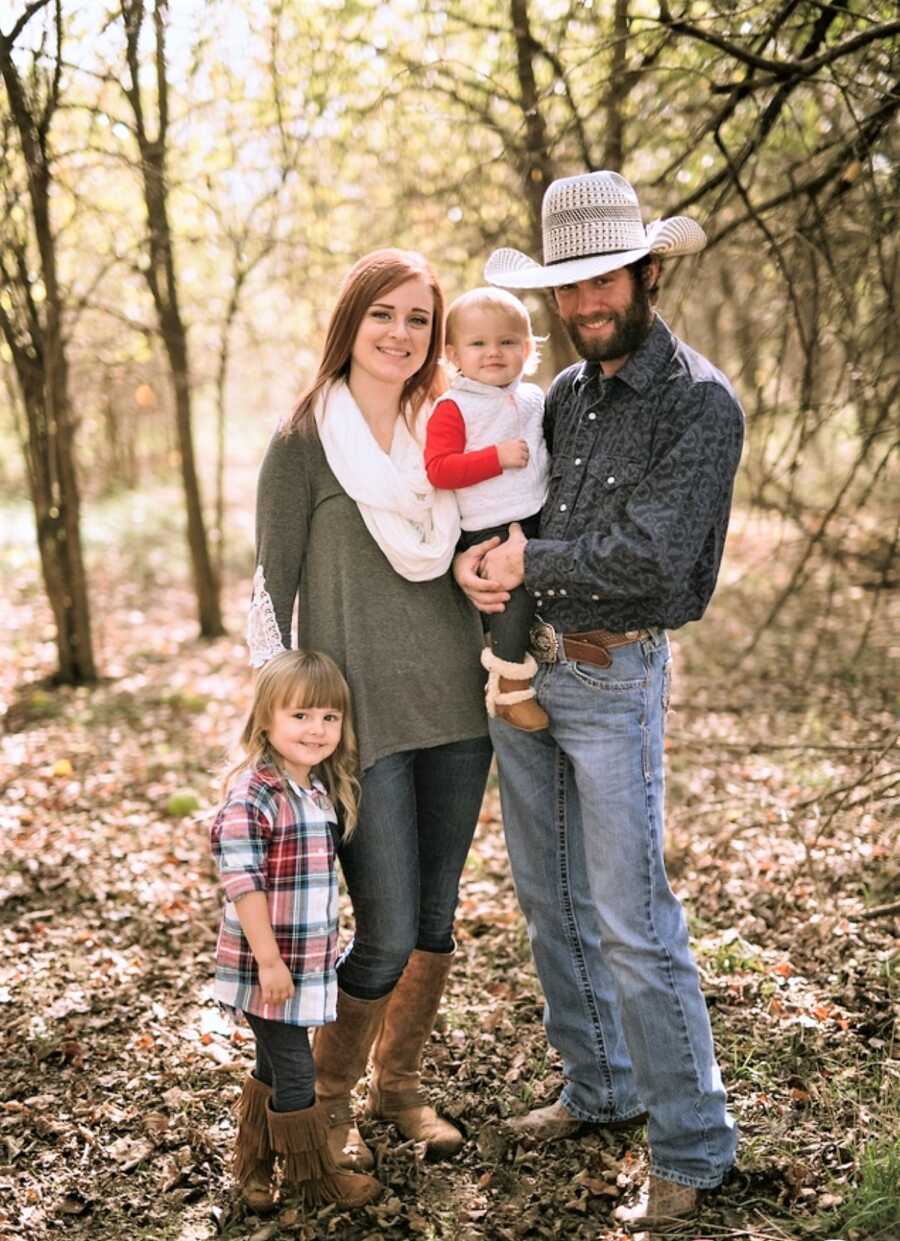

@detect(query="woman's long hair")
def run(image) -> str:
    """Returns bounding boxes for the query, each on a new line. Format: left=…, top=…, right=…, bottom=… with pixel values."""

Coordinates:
left=224, top=650, right=360, bottom=836
left=284, top=248, right=446, bottom=437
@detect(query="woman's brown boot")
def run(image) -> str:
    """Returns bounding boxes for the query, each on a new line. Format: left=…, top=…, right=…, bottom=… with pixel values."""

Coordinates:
left=267, top=1100, right=381, bottom=1207
left=312, top=989, right=391, bottom=1170
left=233, top=1074, right=276, bottom=1213
left=366, top=948, right=464, bottom=1159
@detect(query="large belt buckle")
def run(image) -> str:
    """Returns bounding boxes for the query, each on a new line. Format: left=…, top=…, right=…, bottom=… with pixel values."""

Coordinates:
left=530, top=619, right=559, bottom=664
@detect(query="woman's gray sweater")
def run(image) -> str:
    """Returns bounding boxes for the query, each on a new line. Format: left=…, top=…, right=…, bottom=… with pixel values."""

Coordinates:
left=255, top=427, right=488, bottom=771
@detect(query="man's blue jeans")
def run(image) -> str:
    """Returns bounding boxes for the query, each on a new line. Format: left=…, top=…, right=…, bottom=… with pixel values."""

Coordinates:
left=337, top=736, right=493, bottom=999
left=490, top=629, right=736, bottom=1188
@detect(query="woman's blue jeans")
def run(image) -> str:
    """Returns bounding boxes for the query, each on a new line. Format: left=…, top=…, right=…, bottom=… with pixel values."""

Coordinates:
left=336, top=735, right=493, bottom=999
left=489, top=629, right=737, bottom=1188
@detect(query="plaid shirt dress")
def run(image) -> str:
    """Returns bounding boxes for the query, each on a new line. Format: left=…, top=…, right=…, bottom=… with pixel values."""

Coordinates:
left=210, top=763, right=339, bottom=1026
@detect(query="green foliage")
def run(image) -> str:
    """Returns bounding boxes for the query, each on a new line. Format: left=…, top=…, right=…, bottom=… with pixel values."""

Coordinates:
left=165, top=789, right=202, bottom=816
left=21, top=690, right=62, bottom=722
left=835, top=1131, right=900, bottom=1240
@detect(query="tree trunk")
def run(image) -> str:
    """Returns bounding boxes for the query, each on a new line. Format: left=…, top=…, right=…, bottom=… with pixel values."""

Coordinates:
left=509, top=0, right=575, bottom=373
left=0, top=23, right=97, bottom=684
left=19, top=359, right=96, bottom=684
left=213, top=271, right=244, bottom=585
left=121, top=0, right=224, bottom=637
left=154, top=253, right=224, bottom=636
left=603, top=0, right=630, bottom=171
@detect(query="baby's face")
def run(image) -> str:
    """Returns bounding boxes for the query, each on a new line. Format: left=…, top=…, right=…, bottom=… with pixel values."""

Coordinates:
left=446, top=308, right=530, bottom=387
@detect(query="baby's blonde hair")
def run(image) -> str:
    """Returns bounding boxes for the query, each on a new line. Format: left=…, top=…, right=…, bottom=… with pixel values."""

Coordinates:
left=445, top=287, right=541, bottom=375
left=225, top=650, right=360, bottom=836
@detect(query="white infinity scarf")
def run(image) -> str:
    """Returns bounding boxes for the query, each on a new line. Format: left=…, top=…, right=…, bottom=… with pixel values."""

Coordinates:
left=315, top=382, right=460, bottom=582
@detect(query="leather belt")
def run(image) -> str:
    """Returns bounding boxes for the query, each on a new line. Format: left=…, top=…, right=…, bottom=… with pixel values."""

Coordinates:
left=531, top=621, right=649, bottom=669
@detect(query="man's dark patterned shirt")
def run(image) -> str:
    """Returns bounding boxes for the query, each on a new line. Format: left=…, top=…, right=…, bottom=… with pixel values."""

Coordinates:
left=524, top=315, right=744, bottom=632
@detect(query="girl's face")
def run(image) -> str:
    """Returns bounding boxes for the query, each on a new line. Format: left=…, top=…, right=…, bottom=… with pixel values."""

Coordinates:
left=267, top=702, right=343, bottom=785
left=350, top=277, right=435, bottom=390
left=446, top=307, right=531, bottom=387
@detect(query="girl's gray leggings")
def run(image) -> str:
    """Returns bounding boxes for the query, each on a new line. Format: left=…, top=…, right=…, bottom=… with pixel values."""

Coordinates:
left=243, top=1011, right=315, bottom=1113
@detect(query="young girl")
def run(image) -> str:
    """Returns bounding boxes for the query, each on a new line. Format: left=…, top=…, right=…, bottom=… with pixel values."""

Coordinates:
left=425, top=287, right=550, bottom=731
left=210, top=650, right=380, bottom=1212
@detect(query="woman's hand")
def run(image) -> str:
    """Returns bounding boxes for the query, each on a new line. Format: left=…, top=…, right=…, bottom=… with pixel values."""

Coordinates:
left=259, top=958, right=295, bottom=1005
left=453, top=536, right=510, bottom=614
left=497, top=438, right=530, bottom=469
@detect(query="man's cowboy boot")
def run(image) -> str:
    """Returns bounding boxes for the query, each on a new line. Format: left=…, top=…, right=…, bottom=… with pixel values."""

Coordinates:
left=266, top=1100, right=381, bottom=1208
left=481, top=648, right=549, bottom=732
left=233, top=1074, right=277, bottom=1212
left=312, top=989, right=391, bottom=1171
left=614, top=1175, right=700, bottom=1231
left=366, top=948, right=464, bottom=1158
left=506, top=1098, right=648, bottom=1142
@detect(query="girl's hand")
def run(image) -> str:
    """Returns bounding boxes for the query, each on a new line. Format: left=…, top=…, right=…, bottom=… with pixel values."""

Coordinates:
left=497, top=438, right=529, bottom=469
left=259, top=958, right=295, bottom=1005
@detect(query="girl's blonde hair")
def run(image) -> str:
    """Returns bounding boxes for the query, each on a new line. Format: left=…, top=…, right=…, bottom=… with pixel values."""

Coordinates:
left=445, top=286, right=542, bottom=375
left=225, top=650, right=361, bottom=836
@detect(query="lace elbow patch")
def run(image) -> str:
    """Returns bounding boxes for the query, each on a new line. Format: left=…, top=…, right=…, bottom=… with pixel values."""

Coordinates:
left=247, top=566, right=287, bottom=668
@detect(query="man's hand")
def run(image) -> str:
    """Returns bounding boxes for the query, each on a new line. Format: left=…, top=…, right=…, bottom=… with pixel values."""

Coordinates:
left=497, top=438, right=530, bottom=469
left=259, top=958, right=295, bottom=1005
left=453, top=535, right=510, bottom=614
left=481, top=521, right=527, bottom=590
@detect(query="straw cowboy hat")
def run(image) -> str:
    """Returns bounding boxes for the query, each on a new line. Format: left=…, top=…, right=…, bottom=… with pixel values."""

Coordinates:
left=484, top=170, right=706, bottom=289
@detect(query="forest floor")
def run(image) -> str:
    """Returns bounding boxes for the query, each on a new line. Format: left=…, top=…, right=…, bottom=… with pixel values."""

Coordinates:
left=0, top=489, right=898, bottom=1241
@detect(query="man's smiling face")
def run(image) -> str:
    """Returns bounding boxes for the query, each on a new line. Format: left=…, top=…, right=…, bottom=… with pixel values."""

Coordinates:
left=554, top=262, right=656, bottom=372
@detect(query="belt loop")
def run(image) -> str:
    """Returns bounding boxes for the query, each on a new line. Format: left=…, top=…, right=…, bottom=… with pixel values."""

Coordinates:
left=641, top=626, right=663, bottom=656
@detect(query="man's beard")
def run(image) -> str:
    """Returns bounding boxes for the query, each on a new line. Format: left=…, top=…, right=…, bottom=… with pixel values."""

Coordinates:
left=562, top=278, right=653, bottom=363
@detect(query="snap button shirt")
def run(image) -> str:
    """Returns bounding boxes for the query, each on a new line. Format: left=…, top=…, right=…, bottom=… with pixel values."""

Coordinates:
left=524, top=315, right=745, bottom=632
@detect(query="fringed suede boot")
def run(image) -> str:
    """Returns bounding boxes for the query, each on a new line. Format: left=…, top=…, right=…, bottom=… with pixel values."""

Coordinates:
left=312, top=988, right=391, bottom=1171
left=366, top=948, right=463, bottom=1159
left=266, top=1100, right=381, bottom=1208
left=233, top=1074, right=276, bottom=1213
left=481, top=648, right=549, bottom=731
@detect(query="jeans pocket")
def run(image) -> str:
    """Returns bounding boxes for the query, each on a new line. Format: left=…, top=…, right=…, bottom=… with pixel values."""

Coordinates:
left=567, top=657, right=647, bottom=694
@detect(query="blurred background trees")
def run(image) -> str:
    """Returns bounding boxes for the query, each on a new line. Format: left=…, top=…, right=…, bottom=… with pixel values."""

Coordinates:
left=1, top=0, right=896, bottom=683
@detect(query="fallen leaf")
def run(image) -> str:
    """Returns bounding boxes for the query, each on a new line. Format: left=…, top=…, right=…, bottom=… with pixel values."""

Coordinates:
left=58, top=1194, right=90, bottom=1216
left=248, top=1224, right=278, bottom=1241
left=107, top=1137, right=154, bottom=1172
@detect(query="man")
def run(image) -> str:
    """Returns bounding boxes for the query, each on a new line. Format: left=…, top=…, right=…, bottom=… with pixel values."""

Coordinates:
left=455, top=171, right=742, bottom=1230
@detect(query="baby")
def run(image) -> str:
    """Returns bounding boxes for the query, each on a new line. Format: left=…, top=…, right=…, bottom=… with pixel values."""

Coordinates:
left=425, top=287, right=550, bottom=731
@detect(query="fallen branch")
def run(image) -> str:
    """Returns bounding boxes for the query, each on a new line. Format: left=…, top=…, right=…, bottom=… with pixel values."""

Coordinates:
left=667, top=733, right=890, bottom=754
left=857, top=899, right=900, bottom=920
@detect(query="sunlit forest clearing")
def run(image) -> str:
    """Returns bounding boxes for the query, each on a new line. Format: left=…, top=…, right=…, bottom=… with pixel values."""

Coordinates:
left=1, top=1, right=897, bottom=1239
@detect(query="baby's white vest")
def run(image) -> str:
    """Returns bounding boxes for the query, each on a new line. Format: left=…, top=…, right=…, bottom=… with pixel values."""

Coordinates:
left=438, top=374, right=550, bottom=531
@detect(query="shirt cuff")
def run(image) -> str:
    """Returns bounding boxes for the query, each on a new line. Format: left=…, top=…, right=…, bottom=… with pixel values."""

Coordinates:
left=524, top=537, right=577, bottom=605
left=221, top=872, right=267, bottom=902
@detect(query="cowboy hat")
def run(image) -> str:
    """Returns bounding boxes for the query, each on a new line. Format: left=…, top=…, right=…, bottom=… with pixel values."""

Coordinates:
left=484, top=171, right=706, bottom=290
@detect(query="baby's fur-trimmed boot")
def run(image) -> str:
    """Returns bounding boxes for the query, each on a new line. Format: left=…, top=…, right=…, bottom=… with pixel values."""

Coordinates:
left=481, top=648, right=549, bottom=731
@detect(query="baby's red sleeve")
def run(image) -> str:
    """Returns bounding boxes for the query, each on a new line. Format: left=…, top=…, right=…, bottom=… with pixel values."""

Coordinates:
left=425, top=399, right=503, bottom=490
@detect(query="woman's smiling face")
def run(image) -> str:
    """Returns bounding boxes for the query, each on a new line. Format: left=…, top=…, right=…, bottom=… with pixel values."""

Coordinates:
left=350, top=277, right=435, bottom=389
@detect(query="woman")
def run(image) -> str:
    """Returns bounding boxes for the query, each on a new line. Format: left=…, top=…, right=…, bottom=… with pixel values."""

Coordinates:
left=248, top=250, right=492, bottom=1174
